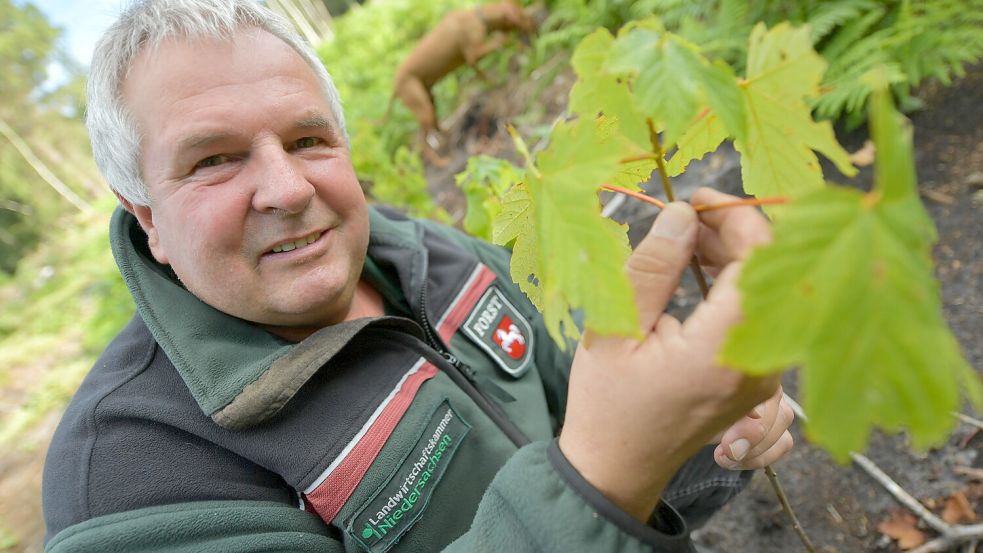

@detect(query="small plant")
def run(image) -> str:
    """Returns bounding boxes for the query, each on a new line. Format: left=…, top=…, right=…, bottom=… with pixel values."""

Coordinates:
left=460, top=14, right=980, bottom=468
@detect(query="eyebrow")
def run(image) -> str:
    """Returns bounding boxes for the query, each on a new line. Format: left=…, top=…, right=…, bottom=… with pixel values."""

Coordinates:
left=294, top=112, right=336, bottom=136
left=174, top=112, right=339, bottom=158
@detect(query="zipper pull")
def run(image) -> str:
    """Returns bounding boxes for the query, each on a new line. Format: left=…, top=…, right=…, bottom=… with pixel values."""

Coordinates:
left=441, top=352, right=516, bottom=404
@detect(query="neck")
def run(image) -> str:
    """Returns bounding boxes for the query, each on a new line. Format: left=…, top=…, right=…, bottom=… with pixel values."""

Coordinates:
left=262, top=278, right=386, bottom=342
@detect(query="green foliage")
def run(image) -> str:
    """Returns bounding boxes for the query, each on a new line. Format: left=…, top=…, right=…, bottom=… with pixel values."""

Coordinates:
left=721, top=87, right=981, bottom=459
left=317, top=0, right=473, bottom=218
left=0, top=0, right=59, bottom=107
left=0, top=0, right=100, bottom=273
left=455, top=155, right=522, bottom=240
left=493, top=118, right=640, bottom=346
left=631, top=0, right=983, bottom=123
left=477, top=20, right=979, bottom=458
left=0, top=196, right=132, bottom=446
left=0, top=526, right=16, bottom=550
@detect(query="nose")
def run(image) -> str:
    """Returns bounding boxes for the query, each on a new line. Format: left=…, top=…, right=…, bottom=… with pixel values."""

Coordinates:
left=250, top=142, right=314, bottom=215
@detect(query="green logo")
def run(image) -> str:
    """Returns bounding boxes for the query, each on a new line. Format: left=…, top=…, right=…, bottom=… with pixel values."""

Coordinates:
left=346, top=401, right=470, bottom=552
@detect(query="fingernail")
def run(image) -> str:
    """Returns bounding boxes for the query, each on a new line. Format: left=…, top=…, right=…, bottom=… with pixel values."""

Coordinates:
left=729, top=438, right=750, bottom=461
left=751, top=404, right=764, bottom=418
left=651, top=202, right=693, bottom=238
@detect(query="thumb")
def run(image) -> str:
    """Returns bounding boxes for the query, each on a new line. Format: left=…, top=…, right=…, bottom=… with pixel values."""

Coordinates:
left=625, top=202, right=698, bottom=333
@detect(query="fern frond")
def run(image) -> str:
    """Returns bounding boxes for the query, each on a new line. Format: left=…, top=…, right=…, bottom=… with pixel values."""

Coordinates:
left=806, top=0, right=881, bottom=44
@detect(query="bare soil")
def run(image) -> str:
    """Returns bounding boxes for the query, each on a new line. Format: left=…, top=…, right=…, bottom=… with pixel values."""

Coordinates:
left=2, top=57, right=980, bottom=553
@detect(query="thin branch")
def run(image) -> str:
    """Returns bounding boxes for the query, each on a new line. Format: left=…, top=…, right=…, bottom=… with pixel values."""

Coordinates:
left=765, top=466, right=818, bottom=553
left=0, top=118, right=91, bottom=214
left=782, top=395, right=983, bottom=553
left=954, top=412, right=983, bottom=432
left=601, top=184, right=666, bottom=209
left=689, top=258, right=711, bottom=297
left=640, top=119, right=815, bottom=550
left=909, top=525, right=983, bottom=553
left=783, top=395, right=951, bottom=535
left=598, top=184, right=786, bottom=212
left=695, top=197, right=788, bottom=212
left=850, top=453, right=951, bottom=535
left=646, top=119, right=675, bottom=201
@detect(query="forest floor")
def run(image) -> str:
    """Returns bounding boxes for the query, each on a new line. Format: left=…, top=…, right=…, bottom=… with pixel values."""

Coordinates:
left=1, top=58, right=980, bottom=553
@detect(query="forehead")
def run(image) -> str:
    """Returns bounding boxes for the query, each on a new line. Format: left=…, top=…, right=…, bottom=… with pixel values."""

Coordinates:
left=121, top=27, right=333, bottom=141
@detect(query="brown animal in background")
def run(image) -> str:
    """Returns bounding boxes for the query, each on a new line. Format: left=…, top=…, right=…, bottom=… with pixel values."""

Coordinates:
left=386, top=1, right=536, bottom=166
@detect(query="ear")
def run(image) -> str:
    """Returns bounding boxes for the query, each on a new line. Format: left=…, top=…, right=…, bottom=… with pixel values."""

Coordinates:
left=115, top=191, right=170, bottom=265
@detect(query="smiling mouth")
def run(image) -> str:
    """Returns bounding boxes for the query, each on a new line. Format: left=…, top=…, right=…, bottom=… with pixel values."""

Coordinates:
left=270, top=231, right=323, bottom=254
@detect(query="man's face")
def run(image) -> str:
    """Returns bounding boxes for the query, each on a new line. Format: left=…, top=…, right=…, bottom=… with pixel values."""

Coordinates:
left=122, top=28, right=369, bottom=332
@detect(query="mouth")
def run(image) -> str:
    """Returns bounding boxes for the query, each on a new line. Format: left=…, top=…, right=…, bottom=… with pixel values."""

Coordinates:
left=268, top=230, right=324, bottom=255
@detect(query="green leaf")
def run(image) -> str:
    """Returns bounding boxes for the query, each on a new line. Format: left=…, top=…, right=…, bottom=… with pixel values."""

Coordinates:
left=569, top=29, right=654, bottom=187
left=455, top=155, right=523, bottom=241
left=735, top=23, right=857, bottom=201
left=665, top=110, right=728, bottom=176
left=605, top=21, right=745, bottom=149
left=721, top=87, right=981, bottom=460
left=493, top=119, right=639, bottom=347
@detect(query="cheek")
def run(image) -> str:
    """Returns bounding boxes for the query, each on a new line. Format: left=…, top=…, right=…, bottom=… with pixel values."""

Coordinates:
left=157, top=189, right=251, bottom=268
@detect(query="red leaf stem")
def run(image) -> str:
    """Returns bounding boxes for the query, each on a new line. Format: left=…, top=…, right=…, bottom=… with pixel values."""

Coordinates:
left=600, top=184, right=788, bottom=212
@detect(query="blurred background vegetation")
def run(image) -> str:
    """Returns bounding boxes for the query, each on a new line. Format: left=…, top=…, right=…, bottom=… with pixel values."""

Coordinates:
left=0, top=0, right=980, bottom=549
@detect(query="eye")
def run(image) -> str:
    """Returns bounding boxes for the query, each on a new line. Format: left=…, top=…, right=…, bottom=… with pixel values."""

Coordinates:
left=195, top=154, right=230, bottom=169
left=293, top=137, right=322, bottom=149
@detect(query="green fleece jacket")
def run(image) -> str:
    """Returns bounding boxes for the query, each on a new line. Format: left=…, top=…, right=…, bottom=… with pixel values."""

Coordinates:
left=43, top=206, right=747, bottom=552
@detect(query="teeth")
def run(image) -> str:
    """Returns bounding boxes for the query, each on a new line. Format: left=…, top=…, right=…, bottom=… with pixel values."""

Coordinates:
left=271, top=232, right=321, bottom=253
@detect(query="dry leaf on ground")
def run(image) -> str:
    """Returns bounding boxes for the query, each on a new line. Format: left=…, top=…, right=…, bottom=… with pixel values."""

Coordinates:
left=941, top=491, right=977, bottom=524
left=877, top=510, right=927, bottom=550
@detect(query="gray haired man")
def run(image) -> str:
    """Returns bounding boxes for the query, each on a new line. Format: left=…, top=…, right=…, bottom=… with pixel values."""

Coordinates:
left=42, top=1, right=793, bottom=551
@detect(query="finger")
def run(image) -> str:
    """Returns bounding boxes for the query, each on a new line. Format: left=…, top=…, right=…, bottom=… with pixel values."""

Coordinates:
left=729, top=431, right=795, bottom=470
left=714, top=415, right=768, bottom=466
left=681, top=261, right=744, bottom=345
left=625, top=202, right=698, bottom=334
left=745, top=395, right=794, bottom=460
left=692, top=187, right=772, bottom=266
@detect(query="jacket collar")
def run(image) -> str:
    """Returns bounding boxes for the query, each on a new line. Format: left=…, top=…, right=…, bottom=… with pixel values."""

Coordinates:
left=110, top=206, right=435, bottom=429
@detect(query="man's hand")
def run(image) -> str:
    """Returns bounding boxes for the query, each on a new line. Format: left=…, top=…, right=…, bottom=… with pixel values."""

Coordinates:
left=558, top=187, right=784, bottom=522
left=692, top=187, right=795, bottom=471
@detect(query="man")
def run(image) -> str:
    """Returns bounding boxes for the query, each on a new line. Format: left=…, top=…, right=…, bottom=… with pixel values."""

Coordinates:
left=42, top=1, right=793, bottom=551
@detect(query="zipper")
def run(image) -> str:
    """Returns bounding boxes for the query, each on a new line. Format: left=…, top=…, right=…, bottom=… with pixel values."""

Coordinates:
left=413, top=285, right=530, bottom=448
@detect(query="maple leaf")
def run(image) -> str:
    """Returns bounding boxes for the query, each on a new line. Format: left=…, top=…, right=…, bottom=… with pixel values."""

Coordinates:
left=456, top=155, right=522, bottom=241
left=493, top=118, right=639, bottom=346
left=735, top=23, right=857, bottom=201
left=604, top=19, right=746, bottom=151
left=568, top=28, right=654, bottom=189
left=665, top=110, right=728, bottom=177
left=720, top=87, right=982, bottom=460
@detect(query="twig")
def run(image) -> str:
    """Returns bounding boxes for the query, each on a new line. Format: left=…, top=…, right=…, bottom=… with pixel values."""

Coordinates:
left=646, top=119, right=675, bottom=202
left=0, top=118, right=92, bottom=214
left=849, top=453, right=951, bottom=534
left=783, top=396, right=951, bottom=534
left=954, top=412, right=983, bottom=432
left=765, top=465, right=818, bottom=553
left=954, top=466, right=983, bottom=481
left=909, top=525, right=983, bottom=553
left=598, top=184, right=787, bottom=212
left=695, top=197, right=788, bottom=212
left=636, top=121, right=815, bottom=551
left=785, top=396, right=983, bottom=552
